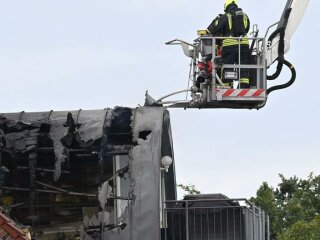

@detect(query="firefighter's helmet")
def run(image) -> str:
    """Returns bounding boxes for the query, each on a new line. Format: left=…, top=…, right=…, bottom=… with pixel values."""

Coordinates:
left=224, top=0, right=238, bottom=10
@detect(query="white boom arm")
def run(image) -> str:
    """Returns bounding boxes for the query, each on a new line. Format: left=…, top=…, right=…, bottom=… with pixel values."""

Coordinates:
left=266, top=0, right=309, bottom=67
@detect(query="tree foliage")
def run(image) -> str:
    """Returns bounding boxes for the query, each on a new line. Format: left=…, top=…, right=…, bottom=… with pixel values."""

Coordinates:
left=251, top=173, right=320, bottom=240
left=177, top=183, right=201, bottom=195
left=278, top=216, right=320, bottom=240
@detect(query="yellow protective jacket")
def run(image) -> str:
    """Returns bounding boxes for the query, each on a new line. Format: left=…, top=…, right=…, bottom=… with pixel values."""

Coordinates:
left=207, top=3, right=250, bottom=47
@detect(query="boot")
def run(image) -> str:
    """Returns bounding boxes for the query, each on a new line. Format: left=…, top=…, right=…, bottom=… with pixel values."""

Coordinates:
left=240, top=83, right=250, bottom=89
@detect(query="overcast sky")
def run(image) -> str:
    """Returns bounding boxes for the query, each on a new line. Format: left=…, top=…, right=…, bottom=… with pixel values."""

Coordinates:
left=0, top=0, right=319, bottom=199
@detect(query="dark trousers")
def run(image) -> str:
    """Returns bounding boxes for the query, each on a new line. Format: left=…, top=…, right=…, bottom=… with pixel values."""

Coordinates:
left=222, top=44, right=250, bottom=85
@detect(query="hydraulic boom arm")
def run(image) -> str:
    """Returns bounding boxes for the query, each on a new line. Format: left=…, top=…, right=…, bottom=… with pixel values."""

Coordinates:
left=266, top=0, right=310, bottom=67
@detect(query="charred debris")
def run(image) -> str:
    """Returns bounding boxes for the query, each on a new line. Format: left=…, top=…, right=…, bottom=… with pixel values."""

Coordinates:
left=0, top=107, right=174, bottom=239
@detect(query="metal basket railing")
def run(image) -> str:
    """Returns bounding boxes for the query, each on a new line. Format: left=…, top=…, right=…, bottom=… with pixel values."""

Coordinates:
left=193, top=36, right=267, bottom=90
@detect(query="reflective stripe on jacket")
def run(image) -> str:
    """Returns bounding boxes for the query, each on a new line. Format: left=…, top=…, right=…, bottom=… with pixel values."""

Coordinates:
left=222, top=13, right=249, bottom=47
left=207, top=4, right=250, bottom=47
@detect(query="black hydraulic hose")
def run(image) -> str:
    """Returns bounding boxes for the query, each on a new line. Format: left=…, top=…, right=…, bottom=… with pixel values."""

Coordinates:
left=267, top=28, right=285, bottom=80
left=267, top=56, right=284, bottom=80
left=266, top=8, right=292, bottom=81
left=267, top=59, right=296, bottom=95
left=267, top=27, right=283, bottom=43
left=268, top=8, right=291, bottom=43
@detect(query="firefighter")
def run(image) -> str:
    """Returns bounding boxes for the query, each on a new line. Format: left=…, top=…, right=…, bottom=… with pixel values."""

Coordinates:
left=207, top=0, right=250, bottom=88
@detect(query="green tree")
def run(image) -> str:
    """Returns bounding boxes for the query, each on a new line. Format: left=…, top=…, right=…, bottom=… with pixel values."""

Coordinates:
left=278, top=216, right=320, bottom=240
left=177, top=183, right=201, bottom=195
left=251, top=173, right=320, bottom=239
left=250, top=182, right=278, bottom=238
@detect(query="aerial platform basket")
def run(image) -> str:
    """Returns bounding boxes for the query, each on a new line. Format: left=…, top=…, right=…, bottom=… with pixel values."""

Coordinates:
left=156, top=34, right=268, bottom=110
left=146, top=0, right=309, bottom=110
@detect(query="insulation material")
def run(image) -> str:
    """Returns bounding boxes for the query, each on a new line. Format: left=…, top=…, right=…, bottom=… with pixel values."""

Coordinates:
left=50, top=110, right=107, bottom=180
left=98, top=180, right=112, bottom=210
left=1, top=110, right=108, bottom=181
left=76, top=110, right=107, bottom=143
left=49, top=111, right=78, bottom=181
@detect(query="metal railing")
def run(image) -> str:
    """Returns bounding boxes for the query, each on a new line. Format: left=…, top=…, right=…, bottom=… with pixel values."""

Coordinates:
left=194, top=36, right=267, bottom=90
left=163, top=198, right=269, bottom=240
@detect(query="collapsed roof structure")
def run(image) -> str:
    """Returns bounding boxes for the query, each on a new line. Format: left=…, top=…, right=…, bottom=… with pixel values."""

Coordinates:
left=0, top=107, right=176, bottom=239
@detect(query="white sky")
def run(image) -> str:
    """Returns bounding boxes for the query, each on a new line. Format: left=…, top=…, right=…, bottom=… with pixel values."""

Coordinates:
left=0, top=0, right=319, bottom=199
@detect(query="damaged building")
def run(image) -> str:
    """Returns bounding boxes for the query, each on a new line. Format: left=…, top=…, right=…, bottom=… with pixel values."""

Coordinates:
left=0, top=107, right=176, bottom=239
left=0, top=106, right=269, bottom=240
